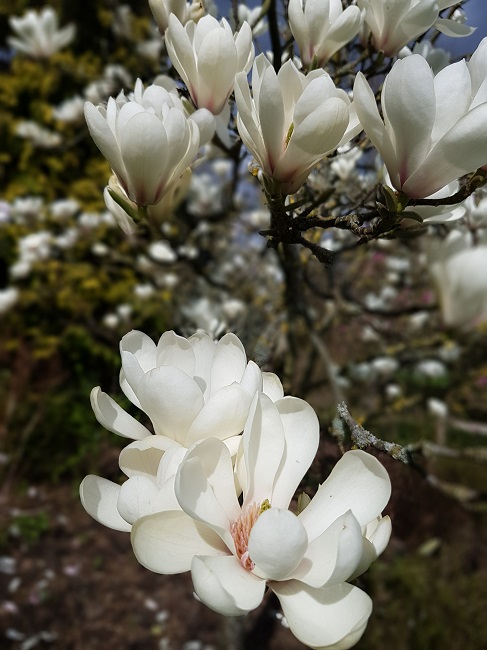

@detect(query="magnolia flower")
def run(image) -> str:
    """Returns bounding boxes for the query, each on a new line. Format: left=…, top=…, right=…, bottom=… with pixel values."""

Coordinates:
left=15, top=121, right=62, bottom=149
left=49, top=198, right=79, bottom=220
left=235, top=54, right=360, bottom=195
left=52, top=96, right=85, bottom=123
left=288, top=0, right=363, bottom=68
left=165, top=14, right=254, bottom=115
left=428, top=231, right=487, bottom=329
left=0, top=288, right=19, bottom=316
left=8, top=7, right=75, bottom=59
left=354, top=45, right=487, bottom=199
left=132, top=393, right=391, bottom=649
left=148, top=240, right=177, bottom=263
left=149, top=0, right=206, bottom=34
left=80, top=331, right=284, bottom=532
left=230, top=4, right=267, bottom=37
left=92, top=330, right=275, bottom=448
left=85, top=80, right=214, bottom=206
left=356, top=0, right=475, bottom=57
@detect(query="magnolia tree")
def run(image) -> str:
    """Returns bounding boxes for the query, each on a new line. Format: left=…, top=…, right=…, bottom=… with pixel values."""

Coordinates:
left=5, top=0, right=487, bottom=648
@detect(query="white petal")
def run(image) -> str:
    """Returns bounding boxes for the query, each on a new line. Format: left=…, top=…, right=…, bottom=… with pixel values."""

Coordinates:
left=185, top=383, right=252, bottom=446
left=131, top=510, right=227, bottom=573
left=292, top=511, right=363, bottom=587
left=175, top=444, right=236, bottom=549
left=435, top=18, right=476, bottom=38
left=119, top=436, right=178, bottom=479
left=181, top=438, right=241, bottom=523
left=120, top=352, right=145, bottom=407
left=239, top=360, right=263, bottom=397
left=298, top=450, right=391, bottom=542
left=382, top=55, right=435, bottom=186
left=289, top=97, right=349, bottom=159
left=137, top=366, right=204, bottom=442
left=262, top=372, right=284, bottom=401
left=90, top=386, right=151, bottom=440
left=189, top=108, right=216, bottom=145
left=165, top=15, right=197, bottom=97
left=353, top=73, right=398, bottom=187
left=191, top=554, right=265, bottom=615
left=248, top=508, right=308, bottom=580
left=84, top=103, right=125, bottom=180
left=368, top=514, right=392, bottom=557
left=156, top=330, right=196, bottom=375
left=258, top=64, right=285, bottom=173
left=349, top=515, right=392, bottom=580
left=432, top=60, right=471, bottom=141
left=120, top=330, right=157, bottom=372
left=80, top=475, right=131, bottom=532
left=120, top=112, right=169, bottom=205
left=405, top=103, right=487, bottom=198
left=196, top=27, right=237, bottom=113
left=242, top=393, right=285, bottom=508
left=271, top=581, right=372, bottom=650
left=210, top=333, right=247, bottom=395
left=117, top=475, right=158, bottom=524
left=271, top=397, right=320, bottom=509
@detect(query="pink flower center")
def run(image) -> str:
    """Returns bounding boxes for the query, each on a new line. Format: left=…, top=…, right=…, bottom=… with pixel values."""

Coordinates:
left=231, top=499, right=270, bottom=570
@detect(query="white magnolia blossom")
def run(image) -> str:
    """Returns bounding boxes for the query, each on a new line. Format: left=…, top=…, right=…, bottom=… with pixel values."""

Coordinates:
left=427, top=397, right=448, bottom=419
left=132, top=392, right=391, bottom=649
left=85, top=79, right=214, bottom=206
left=149, top=0, right=206, bottom=34
left=0, top=287, right=19, bottom=316
left=428, top=231, right=487, bottom=329
left=80, top=331, right=284, bottom=532
left=136, top=34, right=164, bottom=63
left=49, top=198, right=80, bottom=221
left=52, top=96, right=85, bottom=123
left=356, top=0, right=475, bottom=57
left=10, top=196, right=44, bottom=220
left=83, top=64, right=132, bottom=106
left=230, top=4, right=267, bottom=37
left=354, top=43, right=487, bottom=199
left=15, top=121, right=62, bottom=149
left=330, top=146, right=363, bottom=182
left=165, top=14, right=254, bottom=115
left=8, top=7, right=75, bottom=59
left=235, top=54, right=360, bottom=195
left=148, top=240, right=178, bottom=263
left=288, top=0, right=363, bottom=68
left=93, top=329, right=274, bottom=447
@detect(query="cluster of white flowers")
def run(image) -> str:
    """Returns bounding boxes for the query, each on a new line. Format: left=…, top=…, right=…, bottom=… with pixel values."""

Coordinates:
left=81, top=330, right=391, bottom=649
left=74, top=0, right=487, bottom=241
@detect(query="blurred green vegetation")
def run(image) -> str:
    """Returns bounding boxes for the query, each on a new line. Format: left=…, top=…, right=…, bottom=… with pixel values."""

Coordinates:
left=0, top=0, right=174, bottom=483
left=362, top=543, right=487, bottom=650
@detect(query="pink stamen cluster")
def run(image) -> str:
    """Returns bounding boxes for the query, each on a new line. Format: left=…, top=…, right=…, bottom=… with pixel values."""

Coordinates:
left=231, top=502, right=261, bottom=570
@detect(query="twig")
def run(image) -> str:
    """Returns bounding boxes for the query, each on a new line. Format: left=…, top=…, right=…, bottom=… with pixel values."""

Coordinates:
left=337, top=402, right=410, bottom=462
